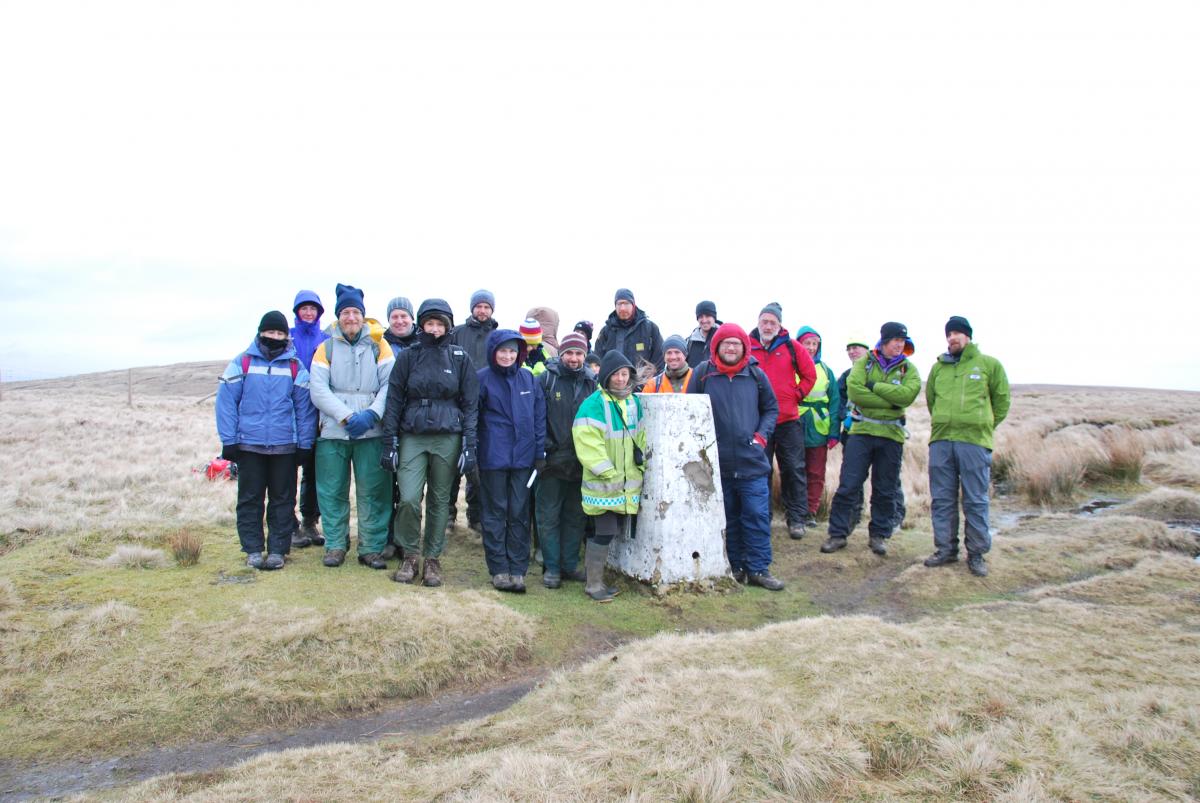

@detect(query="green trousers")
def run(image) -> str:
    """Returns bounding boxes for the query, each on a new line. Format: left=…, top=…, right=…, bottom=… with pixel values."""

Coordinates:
left=396, top=433, right=461, bottom=558
left=316, top=437, right=390, bottom=555
left=535, top=474, right=586, bottom=574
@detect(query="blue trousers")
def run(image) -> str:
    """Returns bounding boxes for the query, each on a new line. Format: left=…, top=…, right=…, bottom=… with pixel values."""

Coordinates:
left=480, top=468, right=533, bottom=577
left=828, top=434, right=903, bottom=539
left=929, top=440, right=993, bottom=556
left=722, top=474, right=773, bottom=574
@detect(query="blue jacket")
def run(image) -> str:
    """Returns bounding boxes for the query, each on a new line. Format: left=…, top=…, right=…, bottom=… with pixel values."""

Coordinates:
left=290, top=290, right=330, bottom=370
left=687, top=354, right=778, bottom=480
left=476, top=329, right=546, bottom=471
left=216, top=338, right=318, bottom=450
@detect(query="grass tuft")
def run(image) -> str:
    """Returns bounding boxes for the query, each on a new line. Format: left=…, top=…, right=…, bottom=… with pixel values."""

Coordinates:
left=105, top=544, right=171, bottom=569
left=1120, top=487, right=1200, bottom=524
left=167, top=529, right=203, bottom=567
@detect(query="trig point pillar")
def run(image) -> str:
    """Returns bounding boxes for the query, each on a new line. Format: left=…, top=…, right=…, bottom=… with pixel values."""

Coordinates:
left=609, top=393, right=730, bottom=587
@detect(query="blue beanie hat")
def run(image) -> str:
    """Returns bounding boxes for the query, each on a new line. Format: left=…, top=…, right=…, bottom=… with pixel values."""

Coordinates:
left=663, top=334, right=687, bottom=354
left=335, top=283, right=365, bottom=316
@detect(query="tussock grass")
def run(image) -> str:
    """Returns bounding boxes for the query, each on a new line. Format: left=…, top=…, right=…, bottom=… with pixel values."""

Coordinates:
left=1145, top=447, right=1200, bottom=489
left=167, top=529, right=204, bottom=567
left=104, top=544, right=171, bottom=569
left=1120, top=487, right=1200, bottom=524
left=122, top=552, right=1200, bottom=802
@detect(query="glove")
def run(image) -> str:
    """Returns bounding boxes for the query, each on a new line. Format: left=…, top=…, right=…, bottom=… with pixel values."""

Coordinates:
left=752, top=433, right=768, bottom=449
left=534, top=458, right=547, bottom=473
left=379, top=438, right=399, bottom=472
left=826, top=437, right=839, bottom=449
left=295, top=447, right=313, bottom=463
left=221, top=444, right=239, bottom=462
left=865, top=380, right=876, bottom=391
left=344, top=411, right=373, bottom=439
left=632, top=443, right=645, bottom=467
left=458, top=447, right=477, bottom=476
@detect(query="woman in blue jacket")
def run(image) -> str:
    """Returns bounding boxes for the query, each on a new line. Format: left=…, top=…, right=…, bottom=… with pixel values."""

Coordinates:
left=477, top=329, right=546, bottom=592
left=216, top=311, right=318, bottom=570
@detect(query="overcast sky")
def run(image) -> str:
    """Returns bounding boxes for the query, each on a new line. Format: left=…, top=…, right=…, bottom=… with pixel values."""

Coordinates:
left=2, top=1, right=1197, bottom=389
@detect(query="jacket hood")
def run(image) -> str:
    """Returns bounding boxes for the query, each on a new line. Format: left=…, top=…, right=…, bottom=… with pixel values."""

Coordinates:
left=327, top=317, right=386, bottom=346
left=795, top=326, right=823, bottom=363
left=486, top=328, right=528, bottom=374
left=749, top=326, right=792, bottom=350
left=526, top=306, right=560, bottom=349
left=417, top=298, right=455, bottom=329
left=605, top=307, right=648, bottom=329
left=292, top=290, right=324, bottom=317
left=939, top=341, right=980, bottom=363
left=710, top=322, right=752, bottom=374
left=598, top=350, right=635, bottom=388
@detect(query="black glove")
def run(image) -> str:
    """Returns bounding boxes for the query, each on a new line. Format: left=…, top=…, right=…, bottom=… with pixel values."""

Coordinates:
left=458, top=447, right=477, bottom=476
left=632, top=443, right=645, bottom=467
left=295, top=447, right=313, bottom=463
left=865, top=380, right=876, bottom=391
left=221, top=444, right=239, bottom=462
left=534, top=458, right=547, bottom=473
left=379, top=439, right=399, bottom=472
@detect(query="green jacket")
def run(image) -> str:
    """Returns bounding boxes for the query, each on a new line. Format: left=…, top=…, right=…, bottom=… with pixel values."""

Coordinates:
left=571, top=389, right=648, bottom=516
left=926, top=342, right=1010, bottom=450
left=846, top=352, right=922, bottom=443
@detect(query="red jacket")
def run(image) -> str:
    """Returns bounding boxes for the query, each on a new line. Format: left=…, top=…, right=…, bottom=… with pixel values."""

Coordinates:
left=749, top=328, right=817, bottom=424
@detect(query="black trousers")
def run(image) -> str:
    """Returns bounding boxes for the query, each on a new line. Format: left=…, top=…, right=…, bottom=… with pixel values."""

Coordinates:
left=765, top=418, right=809, bottom=523
left=828, top=434, right=903, bottom=539
left=297, top=448, right=320, bottom=523
left=236, top=451, right=298, bottom=555
left=447, top=470, right=481, bottom=525
left=479, top=468, right=533, bottom=576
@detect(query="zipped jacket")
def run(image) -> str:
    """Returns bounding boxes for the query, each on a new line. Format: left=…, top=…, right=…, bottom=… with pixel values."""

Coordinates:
left=382, top=329, right=480, bottom=449
left=846, top=350, right=922, bottom=444
left=685, top=322, right=721, bottom=368
left=289, top=289, right=329, bottom=370
left=217, top=338, right=317, bottom=449
left=926, top=342, right=1010, bottom=450
left=308, top=319, right=393, bottom=440
left=477, top=329, right=546, bottom=471
left=748, top=328, right=817, bottom=425
left=449, top=316, right=497, bottom=372
left=540, top=359, right=597, bottom=480
left=687, top=357, right=779, bottom=480
left=595, top=308, right=665, bottom=372
left=794, top=326, right=844, bottom=447
left=572, top=389, right=647, bottom=515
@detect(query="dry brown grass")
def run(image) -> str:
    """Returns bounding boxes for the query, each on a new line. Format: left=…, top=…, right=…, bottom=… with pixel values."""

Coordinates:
left=167, top=529, right=204, bottom=567
left=1120, top=488, right=1200, bottom=523
left=104, top=544, right=171, bottom=569
left=1145, top=447, right=1200, bottom=489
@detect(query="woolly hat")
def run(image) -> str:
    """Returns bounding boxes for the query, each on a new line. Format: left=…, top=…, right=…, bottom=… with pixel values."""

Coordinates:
left=759, top=302, right=783, bottom=322
left=387, top=297, right=414, bottom=319
left=945, top=315, right=973, bottom=338
left=334, top=283, right=365, bottom=315
left=574, top=320, right=594, bottom=340
left=614, top=288, right=636, bottom=305
left=559, top=332, right=589, bottom=354
left=470, top=289, right=495, bottom=312
left=880, top=321, right=908, bottom=342
left=598, top=350, right=634, bottom=388
left=258, top=310, right=289, bottom=334
left=695, top=300, right=717, bottom=319
left=663, top=334, right=687, bottom=354
left=846, top=335, right=871, bottom=350
left=519, top=317, right=543, bottom=346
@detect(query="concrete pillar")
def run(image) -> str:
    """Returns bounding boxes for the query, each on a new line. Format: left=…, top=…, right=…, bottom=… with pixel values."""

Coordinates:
left=609, top=392, right=731, bottom=588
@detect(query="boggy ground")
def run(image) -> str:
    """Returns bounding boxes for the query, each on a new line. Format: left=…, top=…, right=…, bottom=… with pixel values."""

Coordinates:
left=1, top=376, right=1199, bottom=800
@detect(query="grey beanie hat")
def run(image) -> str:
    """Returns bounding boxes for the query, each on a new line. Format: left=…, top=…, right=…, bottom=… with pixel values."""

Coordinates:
left=470, top=289, right=496, bottom=311
left=614, top=288, right=636, bottom=305
left=663, top=334, right=687, bottom=354
left=759, top=301, right=783, bottom=322
left=386, top=297, right=414, bottom=318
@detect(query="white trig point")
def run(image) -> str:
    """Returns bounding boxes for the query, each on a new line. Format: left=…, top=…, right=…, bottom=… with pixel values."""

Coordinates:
left=609, top=392, right=730, bottom=588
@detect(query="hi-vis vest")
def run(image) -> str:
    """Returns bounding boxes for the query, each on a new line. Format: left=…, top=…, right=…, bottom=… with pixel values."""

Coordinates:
left=799, top=365, right=832, bottom=436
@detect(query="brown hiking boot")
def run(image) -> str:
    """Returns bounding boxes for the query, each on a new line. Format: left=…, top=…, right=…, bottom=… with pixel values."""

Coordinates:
left=422, top=557, right=443, bottom=587
left=820, top=536, right=847, bottom=554
left=322, top=549, right=346, bottom=567
left=300, top=519, right=324, bottom=546
left=392, top=555, right=419, bottom=584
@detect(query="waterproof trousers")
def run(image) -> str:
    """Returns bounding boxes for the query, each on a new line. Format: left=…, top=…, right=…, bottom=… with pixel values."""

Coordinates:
left=929, top=440, right=993, bottom=556
left=480, top=468, right=534, bottom=577
left=396, top=433, right=461, bottom=558
left=589, top=511, right=629, bottom=547
left=804, top=444, right=829, bottom=515
left=316, top=437, right=390, bottom=555
left=535, top=475, right=586, bottom=575
left=297, top=447, right=320, bottom=523
left=236, top=451, right=297, bottom=556
left=828, top=433, right=903, bottom=540
left=722, top=474, right=773, bottom=575
left=765, top=419, right=808, bottom=524
left=447, top=470, right=481, bottom=527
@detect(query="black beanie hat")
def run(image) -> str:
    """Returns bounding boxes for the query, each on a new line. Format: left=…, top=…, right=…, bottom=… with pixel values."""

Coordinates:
left=695, top=300, right=718, bottom=319
left=598, top=350, right=635, bottom=388
left=574, top=320, right=594, bottom=340
left=258, top=311, right=289, bottom=334
left=945, top=316, right=973, bottom=338
left=880, top=321, right=908, bottom=342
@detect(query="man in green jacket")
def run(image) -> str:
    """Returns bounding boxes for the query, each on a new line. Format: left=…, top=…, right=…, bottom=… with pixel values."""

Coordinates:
left=821, top=322, right=921, bottom=557
left=923, top=316, right=1010, bottom=577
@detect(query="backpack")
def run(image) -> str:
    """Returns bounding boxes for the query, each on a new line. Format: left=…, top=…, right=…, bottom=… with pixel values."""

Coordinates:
left=695, top=360, right=773, bottom=399
left=241, top=353, right=299, bottom=380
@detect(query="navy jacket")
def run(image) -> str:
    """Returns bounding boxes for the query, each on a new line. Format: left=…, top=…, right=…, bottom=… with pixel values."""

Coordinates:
left=477, top=329, right=547, bottom=471
left=687, top=358, right=778, bottom=480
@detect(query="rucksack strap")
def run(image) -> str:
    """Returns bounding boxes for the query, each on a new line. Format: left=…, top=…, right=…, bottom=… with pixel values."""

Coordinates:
left=241, top=353, right=298, bottom=380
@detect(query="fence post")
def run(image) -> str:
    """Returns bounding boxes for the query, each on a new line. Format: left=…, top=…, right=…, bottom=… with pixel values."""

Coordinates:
left=128, top=368, right=133, bottom=408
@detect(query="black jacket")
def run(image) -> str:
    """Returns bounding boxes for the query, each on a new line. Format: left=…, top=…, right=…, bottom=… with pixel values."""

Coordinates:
left=538, top=359, right=597, bottom=480
left=382, top=331, right=479, bottom=449
left=595, top=308, right=664, bottom=372
left=687, top=358, right=778, bottom=480
left=449, top=316, right=498, bottom=372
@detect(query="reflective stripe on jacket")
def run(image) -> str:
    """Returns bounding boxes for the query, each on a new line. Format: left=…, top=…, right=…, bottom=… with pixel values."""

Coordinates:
left=571, top=389, right=647, bottom=515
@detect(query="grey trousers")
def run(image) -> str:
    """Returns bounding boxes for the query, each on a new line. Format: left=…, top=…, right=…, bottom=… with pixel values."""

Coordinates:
left=929, top=440, right=993, bottom=556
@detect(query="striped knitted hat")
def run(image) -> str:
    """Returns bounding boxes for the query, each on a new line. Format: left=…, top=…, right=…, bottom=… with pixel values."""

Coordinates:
left=519, top=317, right=543, bottom=346
left=559, top=332, right=588, bottom=354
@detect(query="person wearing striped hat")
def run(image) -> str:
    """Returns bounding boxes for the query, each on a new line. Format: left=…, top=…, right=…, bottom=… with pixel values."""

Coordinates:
left=519, top=317, right=552, bottom=376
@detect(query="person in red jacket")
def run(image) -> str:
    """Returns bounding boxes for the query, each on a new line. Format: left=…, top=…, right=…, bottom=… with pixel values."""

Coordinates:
left=749, top=302, right=817, bottom=539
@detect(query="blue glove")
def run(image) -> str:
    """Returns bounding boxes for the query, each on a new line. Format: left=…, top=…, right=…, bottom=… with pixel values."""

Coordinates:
left=344, top=411, right=374, bottom=439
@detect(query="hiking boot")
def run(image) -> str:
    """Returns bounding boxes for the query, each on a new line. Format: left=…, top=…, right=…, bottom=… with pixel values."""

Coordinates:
left=300, top=519, right=324, bottom=546
left=358, top=552, right=387, bottom=570
left=246, top=552, right=265, bottom=570
left=291, top=531, right=312, bottom=549
left=509, top=574, right=526, bottom=593
left=748, top=571, right=785, bottom=591
left=562, top=568, right=586, bottom=583
left=967, top=554, right=989, bottom=577
left=422, top=558, right=443, bottom=587
left=924, top=551, right=960, bottom=568
left=788, top=522, right=806, bottom=540
left=733, top=568, right=748, bottom=585
left=542, top=572, right=562, bottom=589
left=869, top=536, right=888, bottom=556
left=380, top=543, right=396, bottom=561
left=492, top=573, right=514, bottom=591
left=805, top=514, right=818, bottom=529
left=322, top=549, right=346, bottom=568
left=820, top=536, right=847, bottom=554
left=393, top=556, right=419, bottom=584
left=264, top=553, right=285, bottom=570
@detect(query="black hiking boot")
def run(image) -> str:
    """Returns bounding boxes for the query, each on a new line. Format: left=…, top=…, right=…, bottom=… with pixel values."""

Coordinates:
left=322, top=549, right=346, bottom=568
left=924, top=551, right=959, bottom=567
left=358, top=552, right=387, bottom=570
left=748, top=571, right=785, bottom=591
left=869, top=536, right=888, bottom=556
left=968, top=554, right=989, bottom=577
left=820, top=536, right=847, bottom=554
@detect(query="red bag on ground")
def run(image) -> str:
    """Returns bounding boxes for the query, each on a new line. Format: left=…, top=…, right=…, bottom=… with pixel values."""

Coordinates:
left=204, top=458, right=237, bottom=481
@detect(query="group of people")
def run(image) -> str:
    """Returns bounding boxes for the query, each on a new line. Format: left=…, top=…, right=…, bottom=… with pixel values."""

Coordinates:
left=216, top=284, right=1010, bottom=600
